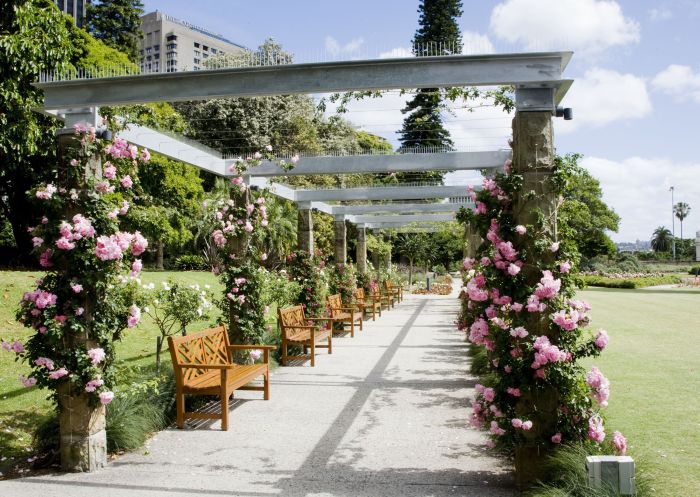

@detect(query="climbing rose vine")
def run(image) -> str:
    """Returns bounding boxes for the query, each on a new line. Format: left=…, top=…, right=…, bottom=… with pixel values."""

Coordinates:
left=459, top=158, right=622, bottom=451
left=286, top=249, right=327, bottom=318
left=3, top=125, right=149, bottom=405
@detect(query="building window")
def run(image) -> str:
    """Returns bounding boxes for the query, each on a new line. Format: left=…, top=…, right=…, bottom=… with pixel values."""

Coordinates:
left=139, top=49, right=144, bottom=55
left=167, top=43, right=177, bottom=50
left=211, top=48, right=217, bottom=54
left=203, top=53, right=209, bottom=59
left=203, top=45, right=209, bottom=51
left=67, top=0, right=73, bottom=14
left=154, top=44, right=160, bottom=52
left=194, top=50, right=201, bottom=57
left=154, top=53, right=160, bottom=60
left=194, top=42, right=200, bottom=48
left=57, top=0, right=65, bottom=10
left=146, top=47, right=152, bottom=54
left=193, top=58, right=201, bottom=65
left=166, top=34, right=177, bottom=42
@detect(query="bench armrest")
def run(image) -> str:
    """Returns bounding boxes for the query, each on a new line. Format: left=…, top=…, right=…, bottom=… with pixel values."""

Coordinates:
left=178, top=363, right=235, bottom=370
left=227, top=345, right=276, bottom=351
left=306, top=317, right=332, bottom=321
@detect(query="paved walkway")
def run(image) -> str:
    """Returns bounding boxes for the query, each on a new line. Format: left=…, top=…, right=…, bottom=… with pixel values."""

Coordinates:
left=1, top=290, right=515, bottom=496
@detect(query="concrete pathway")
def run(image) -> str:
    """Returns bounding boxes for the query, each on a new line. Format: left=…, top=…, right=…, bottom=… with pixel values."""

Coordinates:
left=1, top=290, right=515, bottom=496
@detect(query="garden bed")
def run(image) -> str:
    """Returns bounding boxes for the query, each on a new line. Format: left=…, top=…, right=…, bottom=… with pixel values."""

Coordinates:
left=581, top=274, right=682, bottom=289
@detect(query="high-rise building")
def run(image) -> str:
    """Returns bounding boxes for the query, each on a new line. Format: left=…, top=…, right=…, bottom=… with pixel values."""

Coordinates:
left=139, top=11, right=247, bottom=74
left=55, top=0, right=91, bottom=28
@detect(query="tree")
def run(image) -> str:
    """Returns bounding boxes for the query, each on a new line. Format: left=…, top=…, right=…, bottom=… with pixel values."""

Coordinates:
left=0, top=0, right=80, bottom=265
left=651, top=226, right=673, bottom=253
left=394, top=233, right=430, bottom=286
left=558, top=154, right=620, bottom=259
left=86, top=0, right=144, bottom=63
left=398, top=0, right=463, bottom=182
left=674, top=202, right=691, bottom=241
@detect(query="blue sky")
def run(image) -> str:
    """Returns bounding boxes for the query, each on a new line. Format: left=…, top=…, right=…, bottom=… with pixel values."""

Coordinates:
left=143, top=0, right=700, bottom=242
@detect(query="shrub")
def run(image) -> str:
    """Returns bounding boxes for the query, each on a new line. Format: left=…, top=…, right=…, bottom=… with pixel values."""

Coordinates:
left=285, top=249, right=327, bottom=317
left=581, top=275, right=681, bottom=288
left=689, top=266, right=700, bottom=276
left=329, top=263, right=356, bottom=305
left=174, top=254, right=208, bottom=270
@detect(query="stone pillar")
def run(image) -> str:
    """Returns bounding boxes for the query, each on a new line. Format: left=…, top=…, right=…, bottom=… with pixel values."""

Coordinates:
left=333, top=216, right=347, bottom=263
left=356, top=224, right=367, bottom=273
left=372, top=229, right=381, bottom=278
left=57, top=117, right=107, bottom=472
left=382, top=232, right=392, bottom=273
left=297, top=204, right=313, bottom=253
left=464, top=222, right=481, bottom=258
left=695, top=231, right=700, bottom=262
left=511, top=111, right=559, bottom=488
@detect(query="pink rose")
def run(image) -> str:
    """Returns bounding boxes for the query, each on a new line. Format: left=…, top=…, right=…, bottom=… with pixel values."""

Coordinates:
left=511, top=418, right=523, bottom=428
left=120, top=175, right=133, bottom=189
left=87, top=347, right=106, bottom=365
left=521, top=420, right=533, bottom=430
left=515, top=225, right=526, bottom=235
left=19, top=375, right=37, bottom=388
left=559, top=261, right=572, bottom=273
left=48, top=367, right=69, bottom=380
left=612, top=431, right=627, bottom=455
left=99, top=391, right=115, bottom=405
left=551, top=432, right=562, bottom=444
left=249, top=349, right=263, bottom=361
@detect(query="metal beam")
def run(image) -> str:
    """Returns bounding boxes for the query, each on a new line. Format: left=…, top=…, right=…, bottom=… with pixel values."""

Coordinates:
left=35, top=52, right=572, bottom=110
left=245, top=150, right=510, bottom=177
left=118, top=124, right=227, bottom=176
left=289, top=184, right=470, bottom=202
left=364, top=222, right=454, bottom=229
left=350, top=213, right=455, bottom=224
left=332, top=202, right=471, bottom=215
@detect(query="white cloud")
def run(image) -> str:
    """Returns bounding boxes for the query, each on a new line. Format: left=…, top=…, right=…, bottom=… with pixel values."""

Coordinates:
left=649, top=7, right=673, bottom=21
left=462, top=31, right=496, bottom=55
left=490, top=0, right=640, bottom=54
left=324, top=36, right=365, bottom=56
left=651, top=64, right=700, bottom=103
left=556, top=68, right=651, bottom=133
left=379, top=47, right=413, bottom=59
left=581, top=156, right=700, bottom=242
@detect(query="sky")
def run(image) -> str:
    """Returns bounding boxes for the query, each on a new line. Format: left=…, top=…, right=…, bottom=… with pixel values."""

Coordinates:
left=142, top=0, right=700, bottom=242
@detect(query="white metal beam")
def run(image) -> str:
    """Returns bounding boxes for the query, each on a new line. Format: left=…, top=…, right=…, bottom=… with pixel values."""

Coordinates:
left=350, top=213, right=455, bottom=224
left=245, top=150, right=510, bottom=177
left=34, top=52, right=573, bottom=110
left=289, top=184, right=470, bottom=202
left=331, top=202, right=471, bottom=215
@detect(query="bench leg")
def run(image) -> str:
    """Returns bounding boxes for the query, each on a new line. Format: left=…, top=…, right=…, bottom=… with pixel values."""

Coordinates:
left=282, top=340, right=288, bottom=366
left=264, top=371, right=270, bottom=400
left=350, top=320, right=354, bottom=338
left=221, top=384, right=229, bottom=431
left=359, top=314, right=363, bottom=331
left=310, top=340, right=315, bottom=367
left=176, top=390, right=185, bottom=429
left=328, top=335, right=332, bottom=354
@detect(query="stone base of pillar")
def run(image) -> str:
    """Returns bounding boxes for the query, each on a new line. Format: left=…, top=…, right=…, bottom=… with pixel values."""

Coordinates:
left=58, top=384, right=107, bottom=472
left=514, top=445, right=551, bottom=489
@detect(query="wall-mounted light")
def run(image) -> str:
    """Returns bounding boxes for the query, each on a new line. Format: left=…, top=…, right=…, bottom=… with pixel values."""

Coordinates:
left=555, top=107, right=573, bottom=120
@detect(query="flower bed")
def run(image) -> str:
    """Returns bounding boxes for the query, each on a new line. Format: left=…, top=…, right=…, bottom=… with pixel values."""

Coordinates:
left=581, top=274, right=681, bottom=288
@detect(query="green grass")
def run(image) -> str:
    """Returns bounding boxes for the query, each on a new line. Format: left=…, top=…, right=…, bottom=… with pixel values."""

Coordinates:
left=581, top=274, right=682, bottom=288
left=579, top=287, right=700, bottom=497
left=0, top=270, right=221, bottom=469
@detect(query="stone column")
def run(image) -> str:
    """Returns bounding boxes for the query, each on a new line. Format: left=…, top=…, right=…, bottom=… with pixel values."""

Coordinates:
left=297, top=203, right=313, bottom=253
left=382, top=232, right=392, bottom=273
left=333, top=215, right=347, bottom=264
left=511, top=111, right=559, bottom=488
left=695, top=231, right=700, bottom=262
left=356, top=224, right=367, bottom=273
left=57, top=114, right=107, bottom=472
left=372, top=229, right=381, bottom=278
left=464, top=222, right=481, bottom=258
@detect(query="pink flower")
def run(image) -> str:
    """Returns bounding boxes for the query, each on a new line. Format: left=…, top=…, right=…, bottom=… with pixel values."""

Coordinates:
left=19, top=375, right=37, bottom=387
left=559, top=261, right=572, bottom=273
left=551, top=432, right=562, bottom=444
left=506, top=387, right=521, bottom=397
left=475, top=202, right=487, bottom=215
left=507, top=263, right=521, bottom=276
left=244, top=221, right=254, bottom=232
left=521, top=420, right=533, bottom=430
left=612, top=431, right=627, bottom=455
left=107, top=208, right=119, bottom=219
left=39, top=249, right=54, bottom=268
left=87, top=348, right=106, bottom=365
left=71, top=283, right=83, bottom=293
left=75, top=307, right=85, bottom=316
left=36, top=184, right=57, bottom=200
left=550, top=242, right=560, bottom=252
left=34, top=357, right=55, bottom=370
left=103, top=163, right=116, bottom=179
left=511, top=302, right=523, bottom=312
left=130, top=259, right=143, bottom=277
left=119, top=200, right=130, bottom=215
left=127, top=305, right=141, bottom=328
left=261, top=253, right=268, bottom=261
left=511, top=418, right=523, bottom=428
left=55, top=237, right=76, bottom=250
left=140, top=148, right=151, bottom=162
left=131, top=231, right=148, bottom=256
left=490, top=421, right=506, bottom=436
left=72, top=214, right=95, bottom=239
left=99, top=391, right=115, bottom=405
left=534, top=271, right=561, bottom=300
left=586, top=367, right=610, bottom=407
left=237, top=295, right=246, bottom=305
left=515, top=225, right=527, bottom=235
left=588, top=416, right=605, bottom=442
left=1, top=340, right=12, bottom=351
left=552, top=310, right=579, bottom=331
left=9, top=340, right=25, bottom=353
left=95, top=181, right=114, bottom=194
left=510, top=326, right=529, bottom=338
left=594, top=329, right=609, bottom=349
left=85, top=378, right=104, bottom=393
left=120, top=175, right=133, bottom=189
left=249, top=349, right=263, bottom=361
left=95, top=235, right=123, bottom=261
left=482, top=387, right=495, bottom=402
left=32, top=237, right=44, bottom=247
left=48, top=367, right=69, bottom=380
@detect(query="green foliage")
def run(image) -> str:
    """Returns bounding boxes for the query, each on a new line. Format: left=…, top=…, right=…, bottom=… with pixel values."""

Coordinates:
left=558, top=154, right=620, bottom=259
left=329, top=263, right=357, bottom=306
left=174, top=254, right=208, bottom=271
left=651, top=226, right=673, bottom=253
left=581, top=275, right=681, bottom=289
left=690, top=266, right=700, bottom=276
left=106, top=390, right=168, bottom=452
left=285, top=250, right=328, bottom=318
left=86, top=0, right=144, bottom=63
left=70, top=24, right=136, bottom=74
left=356, top=131, right=393, bottom=152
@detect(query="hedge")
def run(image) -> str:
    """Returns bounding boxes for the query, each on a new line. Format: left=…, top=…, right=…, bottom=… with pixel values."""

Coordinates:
left=581, top=275, right=682, bottom=289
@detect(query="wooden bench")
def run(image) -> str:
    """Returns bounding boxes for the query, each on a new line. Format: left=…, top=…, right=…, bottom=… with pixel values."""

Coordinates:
left=168, top=325, right=274, bottom=431
left=327, top=293, right=363, bottom=337
left=384, top=280, right=402, bottom=304
left=354, top=287, right=382, bottom=321
left=371, top=287, right=393, bottom=310
left=278, top=305, right=332, bottom=367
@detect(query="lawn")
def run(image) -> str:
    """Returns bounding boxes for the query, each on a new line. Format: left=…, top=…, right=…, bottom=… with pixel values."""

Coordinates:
left=579, top=287, right=700, bottom=497
left=0, top=270, right=222, bottom=471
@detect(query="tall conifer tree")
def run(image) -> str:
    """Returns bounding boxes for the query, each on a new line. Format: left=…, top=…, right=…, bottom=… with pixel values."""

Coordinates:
left=398, top=0, right=463, bottom=181
left=87, top=0, right=144, bottom=63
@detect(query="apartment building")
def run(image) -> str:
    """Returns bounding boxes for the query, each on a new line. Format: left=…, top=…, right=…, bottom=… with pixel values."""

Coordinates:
left=54, top=0, right=90, bottom=28
left=139, top=11, right=247, bottom=73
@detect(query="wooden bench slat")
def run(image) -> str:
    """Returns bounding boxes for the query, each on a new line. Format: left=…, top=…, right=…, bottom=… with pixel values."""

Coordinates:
left=278, top=305, right=333, bottom=367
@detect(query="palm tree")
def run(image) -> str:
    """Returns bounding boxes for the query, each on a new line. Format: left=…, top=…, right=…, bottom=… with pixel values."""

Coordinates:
left=394, top=233, right=430, bottom=287
left=674, top=202, right=691, bottom=241
left=651, top=226, right=673, bottom=253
